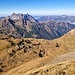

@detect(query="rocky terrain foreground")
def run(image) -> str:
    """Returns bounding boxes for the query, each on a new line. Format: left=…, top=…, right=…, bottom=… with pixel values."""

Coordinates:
left=0, top=28, right=75, bottom=75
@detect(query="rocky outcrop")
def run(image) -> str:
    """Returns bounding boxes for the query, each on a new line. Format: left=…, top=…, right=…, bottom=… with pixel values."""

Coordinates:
left=39, top=49, right=45, bottom=57
left=0, top=36, right=47, bottom=72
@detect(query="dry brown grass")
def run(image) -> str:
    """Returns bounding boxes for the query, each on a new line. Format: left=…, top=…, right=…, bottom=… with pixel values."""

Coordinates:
left=25, top=60, right=75, bottom=75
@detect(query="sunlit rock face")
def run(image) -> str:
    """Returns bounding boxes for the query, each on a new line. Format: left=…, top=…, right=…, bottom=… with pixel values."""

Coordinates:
left=10, top=13, right=20, bottom=20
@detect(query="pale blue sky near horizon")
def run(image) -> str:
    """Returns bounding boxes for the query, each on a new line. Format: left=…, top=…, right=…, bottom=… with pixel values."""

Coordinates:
left=0, top=0, right=75, bottom=16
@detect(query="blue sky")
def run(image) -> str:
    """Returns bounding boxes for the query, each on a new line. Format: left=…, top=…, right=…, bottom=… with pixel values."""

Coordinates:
left=0, top=0, right=75, bottom=16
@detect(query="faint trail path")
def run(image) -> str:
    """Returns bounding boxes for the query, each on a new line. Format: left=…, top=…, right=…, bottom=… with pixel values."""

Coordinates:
left=49, top=50, right=75, bottom=64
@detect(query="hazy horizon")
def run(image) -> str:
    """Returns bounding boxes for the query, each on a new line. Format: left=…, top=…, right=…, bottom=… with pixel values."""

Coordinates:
left=0, top=0, right=75, bottom=16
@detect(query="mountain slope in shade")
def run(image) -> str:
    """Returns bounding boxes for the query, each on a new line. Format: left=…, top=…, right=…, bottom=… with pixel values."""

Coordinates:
left=0, top=28, right=75, bottom=75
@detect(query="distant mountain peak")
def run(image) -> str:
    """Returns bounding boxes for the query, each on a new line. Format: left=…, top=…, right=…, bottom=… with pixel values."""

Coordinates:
left=38, top=15, right=75, bottom=23
left=10, top=13, right=38, bottom=23
left=26, top=13, right=29, bottom=15
left=12, top=12, right=17, bottom=15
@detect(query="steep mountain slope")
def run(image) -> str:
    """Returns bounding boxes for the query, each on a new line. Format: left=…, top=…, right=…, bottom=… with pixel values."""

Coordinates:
left=38, top=15, right=75, bottom=23
left=0, top=13, right=75, bottom=40
left=42, top=21, right=75, bottom=37
left=0, top=28, right=75, bottom=75
left=0, top=17, right=20, bottom=37
left=0, top=13, right=38, bottom=38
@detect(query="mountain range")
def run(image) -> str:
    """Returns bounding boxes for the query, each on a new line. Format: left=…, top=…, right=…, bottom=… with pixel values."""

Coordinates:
left=38, top=15, right=75, bottom=23
left=0, top=13, right=75, bottom=40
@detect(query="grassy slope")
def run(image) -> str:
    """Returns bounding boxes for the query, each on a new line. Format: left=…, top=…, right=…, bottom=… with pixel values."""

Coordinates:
left=25, top=60, right=75, bottom=75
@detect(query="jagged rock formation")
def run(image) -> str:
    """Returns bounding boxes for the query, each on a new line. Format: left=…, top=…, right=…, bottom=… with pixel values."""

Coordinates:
left=10, top=13, right=38, bottom=23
